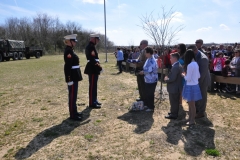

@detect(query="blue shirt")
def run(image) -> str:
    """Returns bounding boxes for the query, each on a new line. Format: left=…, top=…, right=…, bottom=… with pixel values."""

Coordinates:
left=117, top=50, right=124, bottom=61
left=143, top=56, right=158, bottom=83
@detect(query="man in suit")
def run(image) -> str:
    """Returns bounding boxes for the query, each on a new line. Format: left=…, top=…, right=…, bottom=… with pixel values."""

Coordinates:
left=135, top=40, right=148, bottom=102
left=164, top=52, right=183, bottom=119
left=188, top=44, right=211, bottom=118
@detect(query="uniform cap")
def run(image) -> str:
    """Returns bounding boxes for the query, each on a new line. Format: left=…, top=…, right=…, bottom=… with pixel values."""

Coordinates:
left=64, top=34, right=78, bottom=42
left=90, top=33, right=100, bottom=40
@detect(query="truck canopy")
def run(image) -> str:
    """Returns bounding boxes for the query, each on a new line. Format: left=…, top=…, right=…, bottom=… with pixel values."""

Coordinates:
left=8, top=40, right=25, bottom=49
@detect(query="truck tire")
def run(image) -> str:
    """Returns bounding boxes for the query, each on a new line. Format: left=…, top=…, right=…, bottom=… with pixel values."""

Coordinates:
left=13, top=52, right=18, bottom=60
left=25, top=54, right=30, bottom=59
left=5, top=57, right=10, bottom=61
left=35, top=52, right=40, bottom=58
left=18, top=52, right=23, bottom=60
left=0, top=54, right=2, bottom=62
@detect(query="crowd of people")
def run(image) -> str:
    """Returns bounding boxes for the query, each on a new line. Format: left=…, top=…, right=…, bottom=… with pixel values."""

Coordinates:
left=114, top=39, right=239, bottom=126
left=64, top=33, right=239, bottom=125
left=115, top=40, right=240, bottom=93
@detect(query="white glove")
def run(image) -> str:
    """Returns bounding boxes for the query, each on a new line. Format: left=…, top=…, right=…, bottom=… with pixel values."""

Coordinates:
left=67, top=81, right=74, bottom=86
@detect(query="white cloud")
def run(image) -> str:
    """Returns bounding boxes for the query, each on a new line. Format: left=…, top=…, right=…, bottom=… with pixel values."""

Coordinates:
left=219, top=24, right=230, bottom=30
left=82, top=0, right=105, bottom=4
left=171, top=12, right=184, bottom=23
left=196, top=27, right=212, bottom=32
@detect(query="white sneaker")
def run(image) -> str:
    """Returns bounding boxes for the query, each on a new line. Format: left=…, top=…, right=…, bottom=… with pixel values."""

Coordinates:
left=145, top=108, right=154, bottom=112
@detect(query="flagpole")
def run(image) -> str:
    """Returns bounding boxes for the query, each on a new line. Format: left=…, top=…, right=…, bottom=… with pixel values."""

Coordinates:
left=104, top=0, right=108, bottom=62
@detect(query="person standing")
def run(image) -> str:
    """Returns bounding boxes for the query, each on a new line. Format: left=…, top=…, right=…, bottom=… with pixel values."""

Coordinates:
left=187, top=45, right=211, bottom=119
left=195, top=39, right=206, bottom=54
left=164, top=52, right=183, bottom=119
left=84, top=34, right=102, bottom=109
left=177, top=43, right=186, bottom=106
left=116, top=47, right=124, bottom=74
left=135, top=40, right=148, bottom=102
left=63, top=34, right=83, bottom=121
left=139, top=47, right=158, bottom=112
left=182, top=49, right=202, bottom=126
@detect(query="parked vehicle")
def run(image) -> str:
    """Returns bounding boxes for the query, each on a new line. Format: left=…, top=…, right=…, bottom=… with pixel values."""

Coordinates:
left=0, top=39, right=43, bottom=62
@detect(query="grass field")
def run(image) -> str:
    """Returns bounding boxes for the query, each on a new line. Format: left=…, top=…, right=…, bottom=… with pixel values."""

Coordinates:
left=0, top=53, right=240, bottom=160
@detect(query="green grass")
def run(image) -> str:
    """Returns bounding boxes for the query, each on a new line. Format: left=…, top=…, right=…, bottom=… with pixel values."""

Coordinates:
left=205, top=148, right=220, bottom=156
left=0, top=54, right=240, bottom=159
left=84, top=134, right=94, bottom=141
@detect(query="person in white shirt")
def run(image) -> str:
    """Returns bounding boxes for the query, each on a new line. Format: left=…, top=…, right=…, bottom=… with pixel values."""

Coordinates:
left=182, top=49, right=202, bottom=126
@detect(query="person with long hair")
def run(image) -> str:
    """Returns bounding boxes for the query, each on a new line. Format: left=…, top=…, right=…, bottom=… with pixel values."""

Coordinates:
left=182, top=49, right=202, bottom=126
left=177, top=43, right=186, bottom=106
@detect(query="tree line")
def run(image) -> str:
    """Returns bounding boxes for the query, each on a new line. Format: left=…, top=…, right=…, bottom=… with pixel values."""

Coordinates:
left=0, top=13, right=114, bottom=54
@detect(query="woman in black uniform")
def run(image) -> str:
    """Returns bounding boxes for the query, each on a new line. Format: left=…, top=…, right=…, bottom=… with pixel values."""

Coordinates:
left=63, top=34, right=83, bottom=121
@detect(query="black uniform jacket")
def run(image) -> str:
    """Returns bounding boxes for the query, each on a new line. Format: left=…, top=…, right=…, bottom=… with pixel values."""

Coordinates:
left=84, top=41, right=102, bottom=74
left=64, top=46, right=83, bottom=82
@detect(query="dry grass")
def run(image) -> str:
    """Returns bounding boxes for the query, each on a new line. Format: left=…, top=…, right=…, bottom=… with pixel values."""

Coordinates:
left=0, top=53, right=240, bottom=160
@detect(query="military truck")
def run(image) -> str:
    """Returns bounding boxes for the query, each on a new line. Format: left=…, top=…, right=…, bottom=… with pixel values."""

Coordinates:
left=0, top=39, right=43, bottom=62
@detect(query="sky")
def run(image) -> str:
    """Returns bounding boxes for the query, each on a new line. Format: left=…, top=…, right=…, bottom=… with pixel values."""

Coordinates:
left=0, top=0, right=239, bottom=46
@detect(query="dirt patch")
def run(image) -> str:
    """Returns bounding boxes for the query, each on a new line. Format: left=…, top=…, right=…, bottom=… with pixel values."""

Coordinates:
left=0, top=54, right=240, bottom=159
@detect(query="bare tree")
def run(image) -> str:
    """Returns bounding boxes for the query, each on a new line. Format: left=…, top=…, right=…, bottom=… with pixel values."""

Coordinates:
left=4, top=17, right=20, bottom=40
left=139, top=6, right=184, bottom=102
left=139, top=6, right=184, bottom=52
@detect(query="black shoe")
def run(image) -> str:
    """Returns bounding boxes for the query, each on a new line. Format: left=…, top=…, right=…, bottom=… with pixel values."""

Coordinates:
left=89, top=104, right=101, bottom=109
left=96, top=102, right=102, bottom=105
left=77, top=112, right=82, bottom=116
left=70, top=116, right=82, bottom=121
left=117, top=72, right=122, bottom=74
left=165, top=115, right=177, bottom=119
left=168, top=112, right=172, bottom=115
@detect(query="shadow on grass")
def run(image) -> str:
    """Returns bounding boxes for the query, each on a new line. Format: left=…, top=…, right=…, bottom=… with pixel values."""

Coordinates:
left=117, top=111, right=154, bottom=134
left=14, top=107, right=92, bottom=160
left=162, top=108, right=215, bottom=156
left=182, top=123, right=215, bottom=156
left=161, top=105, right=186, bottom=145
left=208, top=90, right=239, bottom=100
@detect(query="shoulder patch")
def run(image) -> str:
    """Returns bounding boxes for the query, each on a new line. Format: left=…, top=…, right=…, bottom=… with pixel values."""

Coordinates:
left=91, top=51, right=95, bottom=56
left=67, top=54, right=72, bottom=58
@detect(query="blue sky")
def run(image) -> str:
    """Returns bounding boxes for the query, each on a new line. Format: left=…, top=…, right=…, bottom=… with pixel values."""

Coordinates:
left=0, top=0, right=239, bottom=46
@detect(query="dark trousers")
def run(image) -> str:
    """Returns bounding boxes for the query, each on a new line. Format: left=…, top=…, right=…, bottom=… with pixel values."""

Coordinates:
left=169, top=92, right=180, bottom=117
left=117, top=60, right=123, bottom=72
left=145, top=82, right=157, bottom=109
left=137, top=74, right=145, bottom=102
left=88, top=74, right=99, bottom=106
left=196, top=85, right=208, bottom=114
left=68, top=81, right=78, bottom=118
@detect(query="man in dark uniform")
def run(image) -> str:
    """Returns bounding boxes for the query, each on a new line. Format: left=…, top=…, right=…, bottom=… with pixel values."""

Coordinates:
left=84, top=34, right=102, bottom=108
left=64, top=34, right=83, bottom=121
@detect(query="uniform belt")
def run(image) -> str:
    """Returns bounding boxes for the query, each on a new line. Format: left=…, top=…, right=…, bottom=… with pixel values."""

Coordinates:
left=72, top=66, right=80, bottom=69
left=87, top=59, right=99, bottom=62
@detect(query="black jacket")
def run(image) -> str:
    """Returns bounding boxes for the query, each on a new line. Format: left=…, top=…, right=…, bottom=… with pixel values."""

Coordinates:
left=64, top=46, right=83, bottom=82
left=84, top=42, right=102, bottom=74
